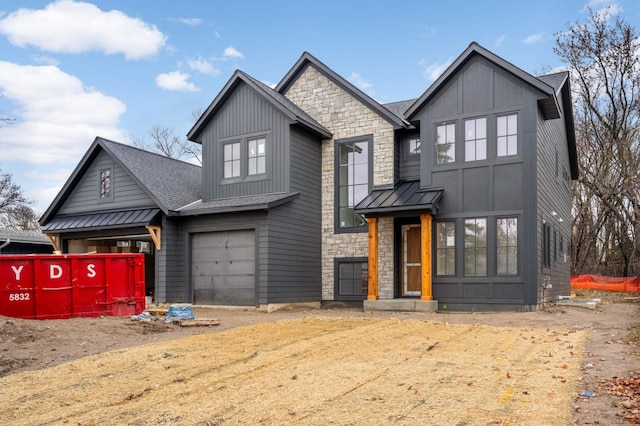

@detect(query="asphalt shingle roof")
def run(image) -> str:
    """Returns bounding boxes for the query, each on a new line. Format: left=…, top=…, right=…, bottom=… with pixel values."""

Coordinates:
left=98, top=138, right=202, bottom=212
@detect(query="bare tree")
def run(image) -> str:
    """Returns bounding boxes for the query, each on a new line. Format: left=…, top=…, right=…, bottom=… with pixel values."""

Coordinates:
left=134, top=125, right=202, bottom=165
left=0, top=168, right=39, bottom=230
left=555, top=7, right=640, bottom=276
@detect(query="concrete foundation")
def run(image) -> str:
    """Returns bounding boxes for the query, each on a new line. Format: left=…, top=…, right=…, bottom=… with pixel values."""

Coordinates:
left=363, top=299, right=438, bottom=313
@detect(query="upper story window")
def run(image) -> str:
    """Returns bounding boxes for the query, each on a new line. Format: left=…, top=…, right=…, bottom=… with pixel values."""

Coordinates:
left=408, top=138, right=421, bottom=156
left=335, top=135, right=371, bottom=232
left=221, top=132, right=269, bottom=182
left=99, top=168, right=112, bottom=201
left=465, top=117, right=487, bottom=161
left=497, top=114, right=517, bottom=157
left=223, top=141, right=241, bottom=178
left=248, top=137, right=266, bottom=175
left=464, top=218, right=487, bottom=276
left=436, top=123, right=456, bottom=163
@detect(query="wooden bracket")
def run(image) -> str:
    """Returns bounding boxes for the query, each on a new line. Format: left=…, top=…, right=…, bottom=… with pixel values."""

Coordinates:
left=145, top=225, right=161, bottom=250
left=46, top=233, right=62, bottom=253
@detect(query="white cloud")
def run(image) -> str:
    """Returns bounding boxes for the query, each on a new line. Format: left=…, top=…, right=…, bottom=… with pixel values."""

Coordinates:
left=523, top=32, right=545, bottom=44
left=167, top=17, right=202, bottom=26
left=32, top=54, right=60, bottom=66
left=155, top=71, right=199, bottom=92
left=495, top=35, right=506, bottom=47
left=223, top=47, right=244, bottom=59
left=0, top=0, right=166, bottom=60
left=349, top=72, right=373, bottom=91
left=0, top=61, right=127, bottom=164
left=187, top=57, right=221, bottom=76
left=421, top=58, right=454, bottom=82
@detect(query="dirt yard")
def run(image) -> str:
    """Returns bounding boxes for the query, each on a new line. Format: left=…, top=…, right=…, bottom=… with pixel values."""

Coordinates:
left=0, top=290, right=638, bottom=425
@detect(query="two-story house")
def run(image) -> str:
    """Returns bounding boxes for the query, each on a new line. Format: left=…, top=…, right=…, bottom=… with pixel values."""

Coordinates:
left=40, top=42, right=576, bottom=311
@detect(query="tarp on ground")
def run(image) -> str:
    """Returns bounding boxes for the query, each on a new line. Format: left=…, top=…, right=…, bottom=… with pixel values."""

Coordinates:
left=571, top=275, right=639, bottom=293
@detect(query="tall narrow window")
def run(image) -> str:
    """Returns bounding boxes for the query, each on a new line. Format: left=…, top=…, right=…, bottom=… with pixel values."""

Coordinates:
left=336, top=136, right=370, bottom=230
left=464, top=218, right=487, bottom=276
left=248, top=137, right=266, bottom=175
left=436, top=221, right=456, bottom=276
left=408, top=138, right=421, bottom=155
left=436, top=123, right=455, bottom=163
left=100, top=169, right=111, bottom=198
left=464, top=117, right=487, bottom=161
left=223, top=142, right=240, bottom=178
left=542, top=221, right=551, bottom=268
left=497, top=114, right=517, bottom=156
left=497, top=217, right=518, bottom=275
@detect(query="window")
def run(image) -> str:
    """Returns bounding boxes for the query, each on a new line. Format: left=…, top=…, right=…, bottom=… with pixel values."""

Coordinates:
left=335, top=259, right=368, bottom=300
left=99, top=169, right=111, bottom=199
left=436, top=123, right=455, bottom=163
left=248, top=137, right=266, bottom=175
left=464, top=118, right=487, bottom=161
left=436, top=221, right=456, bottom=276
left=464, top=218, right=487, bottom=276
left=497, top=114, right=517, bottom=156
left=497, top=218, right=518, bottom=275
left=223, top=142, right=240, bottom=178
left=336, top=136, right=371, bottom=231
left=408, top=137, right=421, bottom=155
left=542, top=221, right=551, bottom=268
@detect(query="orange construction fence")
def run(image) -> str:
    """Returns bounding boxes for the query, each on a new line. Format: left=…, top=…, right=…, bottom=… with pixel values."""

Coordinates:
left=571, top=275, right=639, bottom=293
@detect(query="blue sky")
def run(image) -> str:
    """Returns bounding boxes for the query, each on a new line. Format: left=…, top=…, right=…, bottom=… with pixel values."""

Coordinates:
left=0, top=0, right=638, bottom=212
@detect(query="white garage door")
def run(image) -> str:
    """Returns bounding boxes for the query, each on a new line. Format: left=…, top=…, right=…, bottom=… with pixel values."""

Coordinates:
left=191, top=230, right=256, bottom=305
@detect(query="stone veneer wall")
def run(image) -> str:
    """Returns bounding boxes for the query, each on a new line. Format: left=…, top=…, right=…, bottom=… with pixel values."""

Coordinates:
left=283, top=65, right=395, bottom=300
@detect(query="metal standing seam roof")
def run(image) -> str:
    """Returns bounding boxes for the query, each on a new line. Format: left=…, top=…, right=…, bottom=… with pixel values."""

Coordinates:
left=354, top=181, right=443, bottom=215
left=41, top=208, right=160, bottom=232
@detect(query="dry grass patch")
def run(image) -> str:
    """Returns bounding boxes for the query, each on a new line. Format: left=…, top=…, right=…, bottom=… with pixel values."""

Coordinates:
left=0, top=317, right=585, bottom=425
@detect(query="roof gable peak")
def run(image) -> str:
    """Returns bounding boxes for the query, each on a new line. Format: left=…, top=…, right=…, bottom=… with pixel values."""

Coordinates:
left=405, top=42, right=557, bottom=120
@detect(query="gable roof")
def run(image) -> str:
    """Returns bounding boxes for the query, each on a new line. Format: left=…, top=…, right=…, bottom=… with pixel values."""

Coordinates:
left=276, top=51, right=412, bottom=130
left=40, top=137, right=202, bottom=225
left=188, top=70, right=332, bottom=142
left=405, top=42, right=561, bottom=121
left=539, top=71, right=578, bottom=179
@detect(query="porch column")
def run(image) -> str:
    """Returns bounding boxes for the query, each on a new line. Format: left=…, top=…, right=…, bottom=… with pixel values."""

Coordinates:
left=367, top=217, right=379, bottom=300
left=420, top=213, right=433, bottom=301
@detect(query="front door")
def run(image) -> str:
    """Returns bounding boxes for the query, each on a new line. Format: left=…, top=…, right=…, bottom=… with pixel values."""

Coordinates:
left=402, top=224, right=421, bottom=296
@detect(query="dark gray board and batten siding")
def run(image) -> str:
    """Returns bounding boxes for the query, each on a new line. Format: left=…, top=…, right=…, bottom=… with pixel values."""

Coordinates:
left=413, top=55, right=555, bottom=311
left=201, top=83, right=291, bottom=200
left=174, top=82, right=323, bottom=306
left=264, top=127, right=322, bottom=303
left=58, top=150, right=155, bottom=215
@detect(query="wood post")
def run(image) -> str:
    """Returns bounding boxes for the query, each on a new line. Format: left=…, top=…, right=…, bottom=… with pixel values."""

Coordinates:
left=420, top=213, right=433, bottom=301
left=367, top=217, right=379, bottom=300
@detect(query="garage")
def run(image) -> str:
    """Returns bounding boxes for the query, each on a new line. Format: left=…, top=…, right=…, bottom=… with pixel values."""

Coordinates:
left=191, top=230, right=256, bottom=306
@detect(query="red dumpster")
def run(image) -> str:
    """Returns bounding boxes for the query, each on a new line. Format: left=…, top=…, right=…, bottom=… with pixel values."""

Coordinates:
left=0, top=254, right=145, bottom=320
